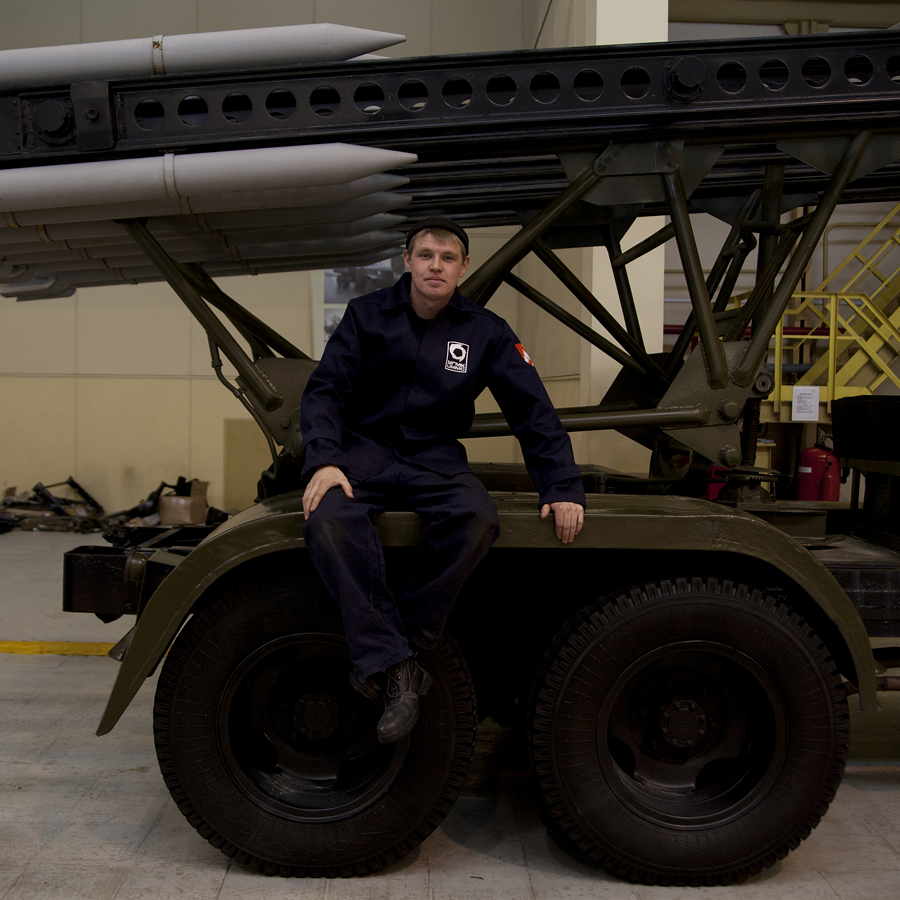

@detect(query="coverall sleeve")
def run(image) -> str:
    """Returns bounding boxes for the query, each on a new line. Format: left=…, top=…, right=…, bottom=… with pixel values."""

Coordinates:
left=299, top=307, right=363, bottom=481
left=486, top=322, right=586, bottom=507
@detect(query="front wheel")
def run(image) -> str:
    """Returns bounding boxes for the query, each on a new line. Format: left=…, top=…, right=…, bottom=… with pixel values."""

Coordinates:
left=154, top=570, right=476, bottom=875
left=528, top=577, right=849, bottom=885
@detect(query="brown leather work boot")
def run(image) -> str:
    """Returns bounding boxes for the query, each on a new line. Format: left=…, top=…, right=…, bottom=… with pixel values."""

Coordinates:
left=376, top=656, right=433, bottom=744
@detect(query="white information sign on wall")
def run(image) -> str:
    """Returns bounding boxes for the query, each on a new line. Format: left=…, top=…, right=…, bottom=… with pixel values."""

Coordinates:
left=792, top=385, right=821, bottom=422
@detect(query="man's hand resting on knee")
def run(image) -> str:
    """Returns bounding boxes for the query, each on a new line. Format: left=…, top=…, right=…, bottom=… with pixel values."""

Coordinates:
left=303, top=465, right=354, bottom=520
left=541, top=501, right=584, bottom=544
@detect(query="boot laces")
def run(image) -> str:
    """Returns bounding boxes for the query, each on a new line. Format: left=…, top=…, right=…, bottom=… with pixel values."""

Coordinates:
left=386, top=660, right=407, bottom=700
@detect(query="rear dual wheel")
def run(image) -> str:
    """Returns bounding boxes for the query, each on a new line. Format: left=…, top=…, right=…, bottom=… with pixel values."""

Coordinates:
left=529, top=577, right=849, bottom=885
left=154, top=571, right=476, bottom=875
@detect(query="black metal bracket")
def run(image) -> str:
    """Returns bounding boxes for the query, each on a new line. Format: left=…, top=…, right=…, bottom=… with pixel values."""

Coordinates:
left=70, top=81, right=115, bottom=152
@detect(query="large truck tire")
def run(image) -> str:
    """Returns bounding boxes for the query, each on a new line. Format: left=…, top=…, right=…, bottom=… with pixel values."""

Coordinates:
left=528, top=577, right=849, bottom=886
left=153, top=570, right=476, bottom=876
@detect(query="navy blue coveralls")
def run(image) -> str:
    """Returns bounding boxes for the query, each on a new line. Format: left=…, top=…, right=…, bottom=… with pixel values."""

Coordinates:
left=301, top=274, right=585, bottom=678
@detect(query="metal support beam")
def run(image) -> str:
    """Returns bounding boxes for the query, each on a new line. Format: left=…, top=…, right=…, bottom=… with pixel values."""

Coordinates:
left=662, top=168, right=729, bottom=389
left=467, top=404, right=707, bottom=437
left=665, top=190, right=759, bottom=377
left=531, top=238, right=670, bottom=384
left=465, top=272, right=506, bottom=309
left=753, top=165, right=785, bottom=333
left=601, top=225, right=645, bottom=350
left=713, top=237, right=754, bottom=313
left=503, top=272, right=645, bottom=376
left=207, top=334, right=278, bottom=467
left=181, top=264, right=310, bottom=361
left=460, top=159, right=604, bottom=303
left=6, top=30, right=900, bottom=175
left=611, top=222, right=675, bottom=269
left=723, top=226, right=800, bottom=342
left=120, top=219, right=283, bottom=410
left=733, top=130, right=872, bottom=386
left=710, top=191, right=761, bottom=308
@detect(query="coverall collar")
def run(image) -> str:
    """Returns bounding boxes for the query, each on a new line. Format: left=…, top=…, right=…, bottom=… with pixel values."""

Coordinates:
left=381, top=273, right=467, bottom=319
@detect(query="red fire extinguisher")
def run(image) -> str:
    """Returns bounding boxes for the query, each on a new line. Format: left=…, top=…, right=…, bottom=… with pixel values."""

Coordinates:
left=798, top=442, right=840, bottom=501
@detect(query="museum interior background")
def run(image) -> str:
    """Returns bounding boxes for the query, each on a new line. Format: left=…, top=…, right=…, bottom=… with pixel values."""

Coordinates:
left=0, top=0, right=891, bottom=513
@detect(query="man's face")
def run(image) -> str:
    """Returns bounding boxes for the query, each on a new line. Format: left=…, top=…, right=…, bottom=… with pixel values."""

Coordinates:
left=403, top=233, right=469, bottom=317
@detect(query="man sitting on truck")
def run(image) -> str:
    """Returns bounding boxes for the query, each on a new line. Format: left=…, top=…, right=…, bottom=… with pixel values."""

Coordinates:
left=300, top=216, right=585, bottom=744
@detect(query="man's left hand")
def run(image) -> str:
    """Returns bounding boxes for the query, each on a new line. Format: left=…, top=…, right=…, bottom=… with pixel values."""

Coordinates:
left=541, top=502, right=584, bottom=544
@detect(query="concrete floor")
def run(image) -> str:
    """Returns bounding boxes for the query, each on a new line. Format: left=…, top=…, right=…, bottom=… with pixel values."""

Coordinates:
left=0, top=530, right=113, bottom=643
left=1, top=530, right=900, bottom=899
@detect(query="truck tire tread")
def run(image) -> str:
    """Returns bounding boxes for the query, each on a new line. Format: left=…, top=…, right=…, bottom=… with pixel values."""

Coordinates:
left=153, top=573, right=476, bottom=876
left=528, top=576, right=849, bottom=885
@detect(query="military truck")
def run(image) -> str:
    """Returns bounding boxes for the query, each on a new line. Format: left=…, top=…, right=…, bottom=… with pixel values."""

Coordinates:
left=5, top=22, right=900, bottom=885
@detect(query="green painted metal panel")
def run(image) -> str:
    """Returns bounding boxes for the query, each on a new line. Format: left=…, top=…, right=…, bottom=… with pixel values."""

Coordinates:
left=96, top=491, right=876, bottom=734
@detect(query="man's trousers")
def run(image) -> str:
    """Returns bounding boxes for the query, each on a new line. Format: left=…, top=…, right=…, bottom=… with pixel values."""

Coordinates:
left=302, top=460, right=500, bottom=678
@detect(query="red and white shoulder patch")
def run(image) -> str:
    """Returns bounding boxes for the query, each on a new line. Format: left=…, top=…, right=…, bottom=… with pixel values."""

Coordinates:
left=515, top=343, right=534, bottom=366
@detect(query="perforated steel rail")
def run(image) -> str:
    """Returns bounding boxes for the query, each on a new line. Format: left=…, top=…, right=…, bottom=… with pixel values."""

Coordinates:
left=5, top=29, right=900, bottom=467
left=3, top=31, right=900, bottom=224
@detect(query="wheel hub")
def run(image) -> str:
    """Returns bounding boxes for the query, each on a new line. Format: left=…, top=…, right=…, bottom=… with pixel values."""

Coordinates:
left=603, top=644, right=784, bottom=817
left=659, top=698, right=707, bottom=748
left=293, top=692, right=340, bottom=740
left=219, top=634, right=411, bottom=822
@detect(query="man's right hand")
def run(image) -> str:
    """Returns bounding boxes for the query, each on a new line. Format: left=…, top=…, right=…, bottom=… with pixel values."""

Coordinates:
left=302, top=465, right=354, bottom=520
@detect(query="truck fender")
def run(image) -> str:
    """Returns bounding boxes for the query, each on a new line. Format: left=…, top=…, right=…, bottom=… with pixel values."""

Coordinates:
left=97, top=493, right=877, bottom=734
left=96, top=494, right=308, bottom=735
left=490, top=493, right=877, bottom=709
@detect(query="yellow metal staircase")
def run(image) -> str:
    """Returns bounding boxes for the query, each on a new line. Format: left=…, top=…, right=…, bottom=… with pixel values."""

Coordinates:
left=764, top=202, right=900, bottom=422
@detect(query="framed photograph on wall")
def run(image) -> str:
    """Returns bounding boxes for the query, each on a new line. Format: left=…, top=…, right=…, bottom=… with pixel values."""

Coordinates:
left=322, top=254, right=405, bottom=344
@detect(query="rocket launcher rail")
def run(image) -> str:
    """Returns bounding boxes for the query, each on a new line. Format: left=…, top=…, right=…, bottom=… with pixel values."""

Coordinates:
left=0, top=30, right=899, bottom=185
left=3, top=26, right=900, bottom=477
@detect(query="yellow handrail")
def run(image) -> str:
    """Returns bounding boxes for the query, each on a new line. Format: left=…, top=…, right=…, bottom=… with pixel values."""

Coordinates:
left=761, top=206, right=900, bottom=421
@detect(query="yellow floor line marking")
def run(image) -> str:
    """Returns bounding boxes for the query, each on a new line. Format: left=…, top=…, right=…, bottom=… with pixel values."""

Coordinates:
left=0, top=641, right=114, bottom=656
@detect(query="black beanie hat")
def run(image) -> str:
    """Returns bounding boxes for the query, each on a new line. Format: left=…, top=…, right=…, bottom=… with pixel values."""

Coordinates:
left=405, top=216, right=469, bottom=255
